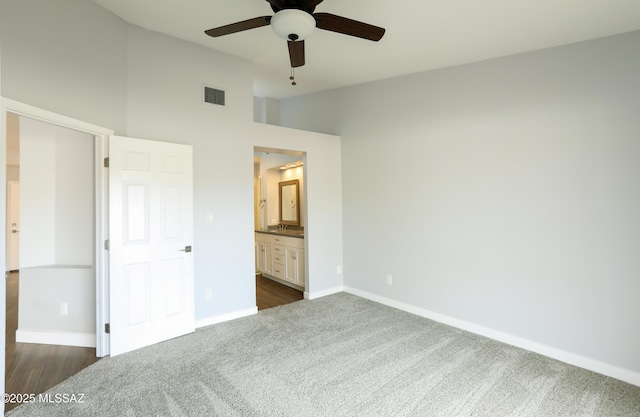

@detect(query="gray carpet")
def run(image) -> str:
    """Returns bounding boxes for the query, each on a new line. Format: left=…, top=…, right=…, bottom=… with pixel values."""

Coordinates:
left=7, top=293, right=640, bottom=416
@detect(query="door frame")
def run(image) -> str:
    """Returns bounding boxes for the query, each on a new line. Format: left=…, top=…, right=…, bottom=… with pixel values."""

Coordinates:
left=1, top=97, right=113, bottom=357
left=6, top=180, right=19, bottom=271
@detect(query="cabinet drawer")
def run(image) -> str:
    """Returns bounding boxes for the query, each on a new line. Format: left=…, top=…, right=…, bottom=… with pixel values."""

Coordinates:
left=285, top=236, right=304, bottom=248
left=272, top=253, right=285, bottom=264
left=272, top=263, right=285, bottom=279
left=271, top=244, right=285, bottom=255
left=269, top=235, right=285, bottom=245
left=255, top=232, right=270, bottom=243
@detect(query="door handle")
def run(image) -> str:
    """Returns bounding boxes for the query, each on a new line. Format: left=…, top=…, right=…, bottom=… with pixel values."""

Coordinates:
left=11, top=230, right=19, bottom=233
left=179, top=246, right=192, bottom=253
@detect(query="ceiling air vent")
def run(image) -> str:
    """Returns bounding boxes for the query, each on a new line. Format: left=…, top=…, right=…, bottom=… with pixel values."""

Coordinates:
left=204, top=86, right=225, bottom=106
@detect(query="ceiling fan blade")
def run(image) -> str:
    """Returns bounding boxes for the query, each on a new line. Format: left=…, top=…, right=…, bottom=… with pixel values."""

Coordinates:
left=314, top=12, right=385, bottom=41
left=288, top=40, right=305, bottom=67
left=205, top=16, right=271, bottom=37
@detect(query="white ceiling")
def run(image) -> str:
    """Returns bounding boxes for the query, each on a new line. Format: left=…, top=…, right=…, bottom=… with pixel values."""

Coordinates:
left=92, top=0, right=640, bottom=99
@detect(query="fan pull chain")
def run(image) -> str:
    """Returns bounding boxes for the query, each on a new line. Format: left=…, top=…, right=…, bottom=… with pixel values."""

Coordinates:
left=290, top=68, right=297, bottom=86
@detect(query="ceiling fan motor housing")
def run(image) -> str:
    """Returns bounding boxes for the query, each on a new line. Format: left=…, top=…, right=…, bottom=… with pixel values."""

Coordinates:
left=271, top=9, right=316, bottom=41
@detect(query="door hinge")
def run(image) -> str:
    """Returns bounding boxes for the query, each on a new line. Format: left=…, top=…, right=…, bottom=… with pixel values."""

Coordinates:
left=105, top=323, right=110, bottom=334
left=104, top=239, right=110, bottom=250
left=104, top=157, right=109, bottom=168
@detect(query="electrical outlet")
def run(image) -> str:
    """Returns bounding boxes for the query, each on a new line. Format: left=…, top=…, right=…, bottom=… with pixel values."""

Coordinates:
left=60, top=302, right=68, bottom=316
left=337, top=265, right=342, bottom=274
left=205, top=212, right=214, bottom=223
left=386, top=275, right=393, bottom=286
left=204, top=289, right=212, bottom=301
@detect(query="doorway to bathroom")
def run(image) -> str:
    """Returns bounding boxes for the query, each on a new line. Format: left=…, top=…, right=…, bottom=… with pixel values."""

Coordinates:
left=253, top=147, right=306, bottom=308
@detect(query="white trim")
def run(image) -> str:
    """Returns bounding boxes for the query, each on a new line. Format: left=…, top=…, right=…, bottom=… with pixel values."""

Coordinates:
left=195, top=307, right=258, bottom=329
left=1, top=98, right=113, bottom=136
left=1, top=97, right=113, bottom=357
left=1, top=73, right=7, bottom=416
left=16, top=330, right=96, bottom=348
left=95, top=135, right=110, bottom=357
left=305, top=285, right=344, bottom=300
left=343, top=286, right=640, bottom=387
left=6, top=181, right=19, bottom=271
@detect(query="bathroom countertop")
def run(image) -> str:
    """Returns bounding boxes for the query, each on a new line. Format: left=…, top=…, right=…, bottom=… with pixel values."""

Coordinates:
left=255, top=229, right=304, bottom=239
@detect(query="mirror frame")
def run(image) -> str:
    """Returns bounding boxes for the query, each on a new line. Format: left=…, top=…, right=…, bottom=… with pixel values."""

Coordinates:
left=279, top=179, right=300, bottom=226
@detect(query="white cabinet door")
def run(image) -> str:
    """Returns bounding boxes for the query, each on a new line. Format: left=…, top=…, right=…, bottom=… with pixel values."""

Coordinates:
left=256, top=241, right=272, bottom=275
left=294, top=249, right=305, bottom=287
left=109, top=135, right=194, bottom=357
left=285, top=247, right=304, bottom=287
left=256, top=233, right=274, bottom=275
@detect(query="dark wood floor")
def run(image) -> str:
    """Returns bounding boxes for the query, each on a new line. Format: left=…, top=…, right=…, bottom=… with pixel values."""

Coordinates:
left=4, top=272, right=301, bottom=412
left=4, top=272, right=100, bottom=412
left=256, top=273, right=304, bottom=310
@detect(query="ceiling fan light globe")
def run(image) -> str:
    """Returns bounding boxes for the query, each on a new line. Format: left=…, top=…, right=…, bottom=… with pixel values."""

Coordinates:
left=271, top=9, right=316, bottom=41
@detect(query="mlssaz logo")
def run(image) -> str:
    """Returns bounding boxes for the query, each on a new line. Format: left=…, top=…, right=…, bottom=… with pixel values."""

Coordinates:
left=38, top=393, right=86, bottom=404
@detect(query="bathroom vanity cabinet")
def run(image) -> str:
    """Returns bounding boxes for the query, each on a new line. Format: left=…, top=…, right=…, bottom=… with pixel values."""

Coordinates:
left=255, top=233, right=272, bottom=276
left=284, top=237, right=304, bottom=287
left=255, top=231, right=305, bottom=290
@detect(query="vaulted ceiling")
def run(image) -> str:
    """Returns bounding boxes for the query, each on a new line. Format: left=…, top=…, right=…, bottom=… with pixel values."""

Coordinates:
left=92, top=0, right=640, bottom=99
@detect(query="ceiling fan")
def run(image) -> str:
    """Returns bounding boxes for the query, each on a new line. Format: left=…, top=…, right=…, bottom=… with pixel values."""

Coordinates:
left=204, top=0, right=385, bottom=72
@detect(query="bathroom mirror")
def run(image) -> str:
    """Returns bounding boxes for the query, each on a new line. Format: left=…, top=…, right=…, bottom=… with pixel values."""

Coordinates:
left=279, top=179, right=300, bottom=226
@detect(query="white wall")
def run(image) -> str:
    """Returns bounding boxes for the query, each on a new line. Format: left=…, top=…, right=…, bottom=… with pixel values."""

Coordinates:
left=19, top=116, right=94, bottom=267
left=18, top=266, right=95, bottom=346
left=124, top=25, right=258, bottom=319
left=20, top=117, right=56, bottom=267
left=1, top=0, right=343, bottom=344
left=253, top=97, right=279, bottom=125
left=0, top=0, right=127, bottom=134
left=6, top=112, right=19, bottom=180
left=124, top=25, right=343, bottom=316
left=54, top=125, right=94, bottom=265
left=1, top=35, right=6, bottom=409
left=278, top=31, right=640, bottom=384
left=267, top=166, right=282, bottom=226
left=250, top=124, right=343, bottom=297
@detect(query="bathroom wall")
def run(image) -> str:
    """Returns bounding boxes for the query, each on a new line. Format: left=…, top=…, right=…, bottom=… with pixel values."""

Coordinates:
left=255, top=152, right=304, bottom=228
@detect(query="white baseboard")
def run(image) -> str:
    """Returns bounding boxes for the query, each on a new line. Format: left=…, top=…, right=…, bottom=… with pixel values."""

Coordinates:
left=16, top=330, right=96, bottom=348
left=305, top=285, right=344, bottom=300
left=343, top=286, right=640, bottom=387
left=195, top=307, right=258, bottom=329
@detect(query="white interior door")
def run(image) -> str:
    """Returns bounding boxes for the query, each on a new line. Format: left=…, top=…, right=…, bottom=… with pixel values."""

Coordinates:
left=7, top=181, right=20, bottom=271
left=109, top=135, right=194, bottom=357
